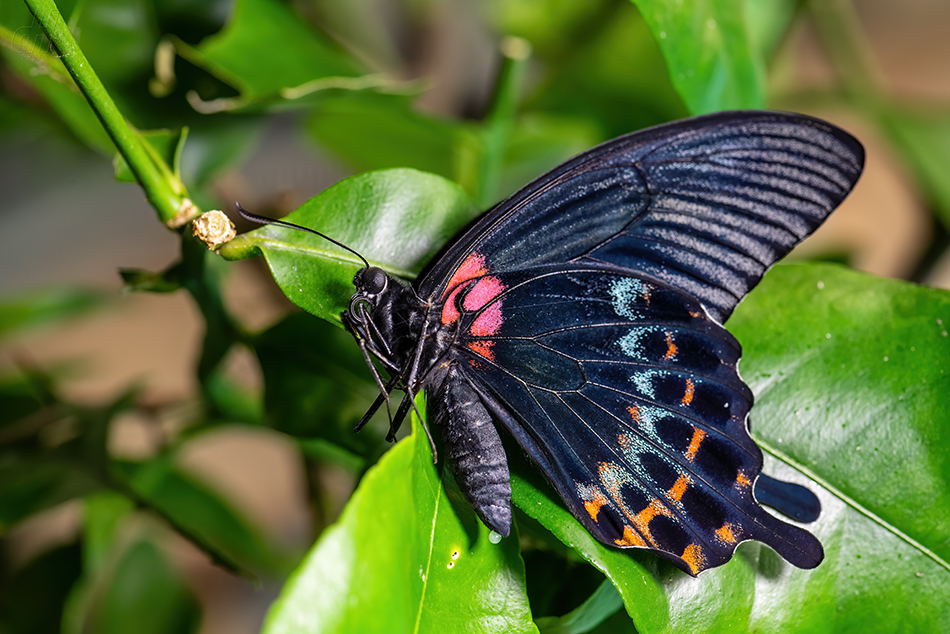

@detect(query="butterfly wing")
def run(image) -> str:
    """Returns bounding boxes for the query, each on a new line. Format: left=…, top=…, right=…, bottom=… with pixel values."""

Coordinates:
left=416, top=111, right=863, bottom=573
left=446, top=266, right=819, bottom=574
left=417, top=110, right=864, bottom=322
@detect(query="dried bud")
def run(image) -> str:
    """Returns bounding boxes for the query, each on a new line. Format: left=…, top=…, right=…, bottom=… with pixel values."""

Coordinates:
left=192, top=210, right=236, bottom=250
left=167, top=198, right=199, bottom=229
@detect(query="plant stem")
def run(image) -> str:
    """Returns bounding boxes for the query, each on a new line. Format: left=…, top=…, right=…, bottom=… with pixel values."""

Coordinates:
left=808, top=0, right=881, bottom=110
left=475, top=37, right=531, bottom=209
left=23, top=0, right=187, bottom=226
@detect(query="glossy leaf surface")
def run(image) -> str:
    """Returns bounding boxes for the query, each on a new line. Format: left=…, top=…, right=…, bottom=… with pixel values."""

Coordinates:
left=262, top=411, right=537, bottom=634
left=179, top=0, right=362, bottom=108
left=631, top=0, right=765, bottom=113
left=219, top=169, right=475, bottom=324
left=114, top=457, right=283, bottom=575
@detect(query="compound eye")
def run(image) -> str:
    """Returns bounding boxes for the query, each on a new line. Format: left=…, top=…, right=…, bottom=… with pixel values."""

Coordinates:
left=360, top=266, right=388, bottom=295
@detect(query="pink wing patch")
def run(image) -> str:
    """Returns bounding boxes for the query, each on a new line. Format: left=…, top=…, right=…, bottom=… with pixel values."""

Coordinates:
left=463, top=277, right=506, bottom=312
left=438, top=252, right=508, bottom=360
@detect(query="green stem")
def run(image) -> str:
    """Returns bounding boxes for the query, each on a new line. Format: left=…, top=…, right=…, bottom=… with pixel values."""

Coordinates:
left=23, top=0, right=187, bottom=225
left=808, top=0, right=882, bottom=110
left=475, top=36, right=531, bottom=209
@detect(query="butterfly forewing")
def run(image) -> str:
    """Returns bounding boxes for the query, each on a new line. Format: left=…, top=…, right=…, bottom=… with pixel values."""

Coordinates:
left=418, top=111, right=864, bottom=322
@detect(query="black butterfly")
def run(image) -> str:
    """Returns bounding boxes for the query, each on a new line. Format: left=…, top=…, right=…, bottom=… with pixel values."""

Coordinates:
left=240, top=110, right=864, bottom=575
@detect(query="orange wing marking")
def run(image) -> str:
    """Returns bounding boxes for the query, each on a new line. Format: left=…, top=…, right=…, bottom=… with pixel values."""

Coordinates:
left=668, top=473, right=691, bottom=502
left=681, top=543, right=706, bottom=575
left=584, top=496, right=607, bottom=521
left=681, top=378, right=695, bottom=405
left=736, top=470, right=752, bottom=490
left=685, top=428, right=706, bottom=462
left=597, top=462, right=673, bottom=547
left=442, top=253, right=487, bottom=300
left=663, top=331, right=678, bottom=360
left=715, top=522, right=738, bottom=545
left=615, top=525, right=647, bottom=548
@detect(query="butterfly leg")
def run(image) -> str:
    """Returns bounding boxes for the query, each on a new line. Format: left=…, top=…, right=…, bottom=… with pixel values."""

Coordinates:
left=354, top=375, right=402, bottom=433
left=431, top=364, right=512, bottom=537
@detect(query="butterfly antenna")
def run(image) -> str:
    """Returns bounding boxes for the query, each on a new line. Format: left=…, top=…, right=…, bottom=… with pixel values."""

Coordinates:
left=236, top=203, right=370, bottom=269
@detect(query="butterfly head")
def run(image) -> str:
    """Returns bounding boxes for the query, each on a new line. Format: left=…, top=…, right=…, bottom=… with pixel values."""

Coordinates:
left=347, top=266, right=389, bottom=325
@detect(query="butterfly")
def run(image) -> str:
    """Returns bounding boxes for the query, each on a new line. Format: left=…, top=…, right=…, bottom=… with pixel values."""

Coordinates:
left=240, top=110, right=864, bottom=575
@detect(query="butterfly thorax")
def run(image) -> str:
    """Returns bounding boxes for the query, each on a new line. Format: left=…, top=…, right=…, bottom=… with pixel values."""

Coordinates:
left=345, top=267, right=462, bottom=387
left=345, top=266, right=513, bottom=536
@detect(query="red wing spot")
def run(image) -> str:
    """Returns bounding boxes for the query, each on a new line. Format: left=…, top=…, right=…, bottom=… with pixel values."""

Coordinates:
left=441, top=285, right=464, bottom=325
left=663, top=331, right=678, bottom=360
left=685, top=428, right=706, bottom=462
left=442, top=253, right=488, bottom=300
left=681, top=378, right=695, bottom=406
left=466, top=340, right=495, bottom=361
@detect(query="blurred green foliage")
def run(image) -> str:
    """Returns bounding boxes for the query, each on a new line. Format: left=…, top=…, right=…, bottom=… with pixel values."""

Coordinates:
left=2, top=0, right=950, bottom=632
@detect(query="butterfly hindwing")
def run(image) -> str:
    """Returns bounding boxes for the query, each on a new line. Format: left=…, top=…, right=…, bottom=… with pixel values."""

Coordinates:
left=445, top=266, right=822, bottom=574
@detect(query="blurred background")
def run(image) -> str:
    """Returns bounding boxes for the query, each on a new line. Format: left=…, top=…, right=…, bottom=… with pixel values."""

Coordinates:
left=1, top=0, right=949, bottom=632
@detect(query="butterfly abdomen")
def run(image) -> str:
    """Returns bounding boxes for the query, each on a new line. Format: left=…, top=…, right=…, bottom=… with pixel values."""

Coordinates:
left=431, top=364, right=512, bottom=537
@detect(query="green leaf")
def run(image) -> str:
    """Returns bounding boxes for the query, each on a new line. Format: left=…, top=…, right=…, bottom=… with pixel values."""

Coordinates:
left=743, top=0, right=797, bottom=60
left=307, top=94, right=463, bottom=182
left=630, top=0, right=766, bottom=114
left=879, top=107, right=950, bottom=231
left=262, top=408, right=538, bottom=634
left=178, top=116, right=264, bottom=189
left=255, top=312, right=381, bottom=454
left=0, top=543, right=83, bottom=634
left=73, top=0, right=158, bottom=86
left=176, top=0, right=365, bottom=110
left=60, top=493, right=136, bottom=634
left=81, top=492, right=136, bottom=574
left=0, top=288, right=104, bottom=339
left=0, top=459, right=103, bottom=529
left=84, top=538, right=201, bottom=634
left=114, top=456, right=284, bottom=575
left=114, top=128, right=187, bottom=185
left=218, top=169, right=476, bottom=325
left=515, top=4, right=688, bottom=140
left=0, top=372, right=50, bottom=430
left=535, top=580, right=624, bottom=634
left=0, top=49, right=115, bottom=153
left=119, top=263, right=184, bottom=294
